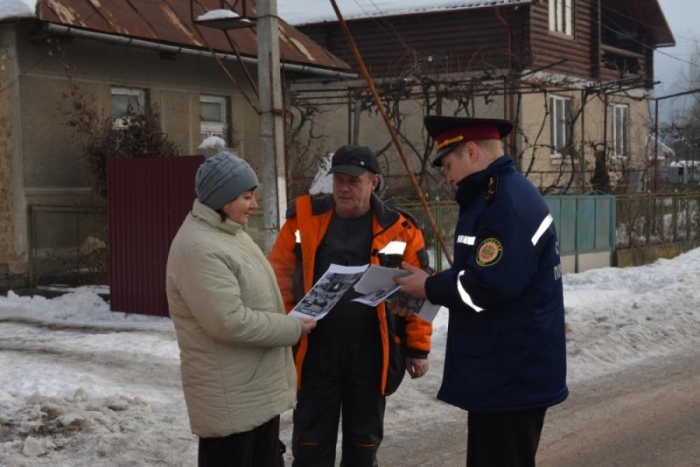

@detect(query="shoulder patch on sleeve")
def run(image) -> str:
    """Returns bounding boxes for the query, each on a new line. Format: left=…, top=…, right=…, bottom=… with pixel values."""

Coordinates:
left=476, top=238, right=503, bottom=267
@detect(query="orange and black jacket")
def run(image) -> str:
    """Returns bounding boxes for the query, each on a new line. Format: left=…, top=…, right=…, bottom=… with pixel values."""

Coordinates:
left=268, top=193, right=433, bottom=396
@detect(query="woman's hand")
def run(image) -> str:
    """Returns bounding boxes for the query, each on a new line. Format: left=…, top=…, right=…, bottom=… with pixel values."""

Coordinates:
left=297, top=318, right=317, bottom=336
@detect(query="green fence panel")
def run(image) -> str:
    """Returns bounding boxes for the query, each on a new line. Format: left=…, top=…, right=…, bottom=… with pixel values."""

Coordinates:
left=544, top=194, right=616, bottom=272
left=576, top=198, right=596, bottom=252
left=595, top=197, right=614, bottom=250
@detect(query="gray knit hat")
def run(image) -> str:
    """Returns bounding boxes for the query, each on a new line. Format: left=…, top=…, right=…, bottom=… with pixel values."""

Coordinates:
left=195, top=152, right=258, bottom=211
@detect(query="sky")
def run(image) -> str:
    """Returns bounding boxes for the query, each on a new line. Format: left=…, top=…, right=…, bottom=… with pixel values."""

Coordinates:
left=1, top=248, right=700, bottom=465
left=0, top=0, right=35, bottom=18
left=653, top=0, right=700, bottom=120
left=655, top=0, right=699, bottom=93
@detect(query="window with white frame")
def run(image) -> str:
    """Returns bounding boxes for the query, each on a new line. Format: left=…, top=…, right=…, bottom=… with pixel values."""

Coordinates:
left=200, top=95, right=229, bottom=145
left=611, top=104, right=629, bottom=158
left=111, top=87, right=146, bottom=128
left=549, top=0, right=573, bottom=36
left=550, top=95, right=572, bottom=157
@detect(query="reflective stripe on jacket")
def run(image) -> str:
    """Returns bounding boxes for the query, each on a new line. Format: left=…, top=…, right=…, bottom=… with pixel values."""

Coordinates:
left=425, top=156, right=568, bottom=411
left=268, top=193, right=433, bottom=395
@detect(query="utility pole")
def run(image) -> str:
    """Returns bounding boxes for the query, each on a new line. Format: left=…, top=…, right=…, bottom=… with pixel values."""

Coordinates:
left=257, top=0, right=286, bottom=253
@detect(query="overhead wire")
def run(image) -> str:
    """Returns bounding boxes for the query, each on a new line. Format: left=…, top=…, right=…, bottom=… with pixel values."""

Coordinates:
left=599, top=4, right=700, bottom=71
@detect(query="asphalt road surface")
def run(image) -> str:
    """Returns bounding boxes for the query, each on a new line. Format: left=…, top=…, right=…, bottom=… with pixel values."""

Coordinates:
left=378, top=352, right=700, bottom=467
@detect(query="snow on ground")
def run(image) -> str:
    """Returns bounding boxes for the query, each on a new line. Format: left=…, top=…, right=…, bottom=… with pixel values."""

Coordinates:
left=2, top=249, right=700, bottom=466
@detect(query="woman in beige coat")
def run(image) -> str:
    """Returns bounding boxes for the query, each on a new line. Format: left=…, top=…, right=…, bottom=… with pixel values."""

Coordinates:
left=166, top=152, right=315, bottom=467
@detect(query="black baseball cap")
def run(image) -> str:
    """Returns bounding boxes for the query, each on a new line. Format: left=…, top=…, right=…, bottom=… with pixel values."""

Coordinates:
left=328, top=145, right=380, bottom=177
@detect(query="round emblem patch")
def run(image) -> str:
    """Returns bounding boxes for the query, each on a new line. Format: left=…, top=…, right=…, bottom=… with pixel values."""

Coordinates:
left=476, top=238, right=503, bottom=267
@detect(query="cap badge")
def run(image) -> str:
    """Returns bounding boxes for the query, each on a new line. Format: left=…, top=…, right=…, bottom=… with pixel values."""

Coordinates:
left=436, top=135, right=464, bottom=150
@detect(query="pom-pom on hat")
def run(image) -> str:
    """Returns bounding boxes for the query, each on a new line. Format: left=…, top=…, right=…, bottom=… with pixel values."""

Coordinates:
left=424, top=116, right=513, bottom=167
left=195, top=152, right=258, bottom=211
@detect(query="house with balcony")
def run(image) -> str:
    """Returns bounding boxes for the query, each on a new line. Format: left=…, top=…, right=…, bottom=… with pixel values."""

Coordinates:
left=279, top=0, right=675, bottom=198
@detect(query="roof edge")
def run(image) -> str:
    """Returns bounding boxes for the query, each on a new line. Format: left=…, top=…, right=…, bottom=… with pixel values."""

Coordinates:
left=43, top=22, right=357, bottom=79
left=288, top=0, right=531, bottom=27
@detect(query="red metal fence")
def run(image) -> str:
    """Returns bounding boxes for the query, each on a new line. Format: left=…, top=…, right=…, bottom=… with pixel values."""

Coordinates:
left=108, top=156, right=203, bottom=316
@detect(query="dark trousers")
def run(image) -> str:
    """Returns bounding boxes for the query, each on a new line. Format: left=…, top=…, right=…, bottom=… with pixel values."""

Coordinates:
left=198, top=416, right=282, bottom=467
left=292, top=341, right=385, bottom=467
left=466, top=408, right=547, bottom=467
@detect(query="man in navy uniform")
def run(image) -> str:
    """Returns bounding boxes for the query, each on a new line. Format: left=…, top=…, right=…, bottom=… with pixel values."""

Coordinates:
left=394, top=116, right=568, bottom=467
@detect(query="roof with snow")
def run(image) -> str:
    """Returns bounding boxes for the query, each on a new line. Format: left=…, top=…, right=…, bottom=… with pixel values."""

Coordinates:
left=0, top=0, right=350, bottom=72
left=277, top=0, right=530, bottom=26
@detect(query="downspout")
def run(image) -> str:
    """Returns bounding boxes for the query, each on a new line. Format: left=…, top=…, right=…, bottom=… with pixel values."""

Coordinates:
left=603, top=92, right=608, bottom=183
left=45, top=23, right=358, bottom=80
left=580, top=89, right=586, bottom=191
left=495, top=7, right=517, bottom=163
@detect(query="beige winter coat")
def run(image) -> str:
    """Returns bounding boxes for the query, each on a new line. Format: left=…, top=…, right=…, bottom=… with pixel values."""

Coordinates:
left=166, top=200, right=301, bottom=437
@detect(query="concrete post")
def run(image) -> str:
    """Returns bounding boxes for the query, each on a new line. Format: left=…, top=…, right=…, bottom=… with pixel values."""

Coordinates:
left=257, top=0, right=287, bottom=253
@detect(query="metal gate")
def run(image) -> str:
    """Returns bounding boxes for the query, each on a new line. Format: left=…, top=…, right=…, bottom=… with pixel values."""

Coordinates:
left=108, top=156, right=203, bottom=316
left=544, top=195, right=616, bottom=273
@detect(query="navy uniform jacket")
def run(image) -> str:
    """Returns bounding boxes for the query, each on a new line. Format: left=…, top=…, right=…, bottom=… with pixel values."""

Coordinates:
left=425, top=155, right=568, bottom=412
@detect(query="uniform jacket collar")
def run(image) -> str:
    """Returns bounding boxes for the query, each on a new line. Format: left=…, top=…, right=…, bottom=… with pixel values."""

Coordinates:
left=455, top=155, right=514, bottom=208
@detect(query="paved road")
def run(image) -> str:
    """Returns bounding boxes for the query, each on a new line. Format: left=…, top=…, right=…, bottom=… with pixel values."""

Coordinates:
left=378, top=352, right=700, bottom=467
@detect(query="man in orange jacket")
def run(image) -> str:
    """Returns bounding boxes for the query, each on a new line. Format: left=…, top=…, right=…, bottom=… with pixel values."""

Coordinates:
left=269, top=145, right=433, bottom=467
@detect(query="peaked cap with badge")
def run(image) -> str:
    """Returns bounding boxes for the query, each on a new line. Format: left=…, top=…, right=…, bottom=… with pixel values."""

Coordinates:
left=424, top=116, right=513, bottom=167
left=420, top=115, right=568, bottom=428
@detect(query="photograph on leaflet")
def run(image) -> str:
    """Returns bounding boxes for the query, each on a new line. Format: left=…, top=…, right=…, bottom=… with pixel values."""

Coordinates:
left=290, top=263, right=441, bottom=323
left=289, top=264, right=368, bottom=320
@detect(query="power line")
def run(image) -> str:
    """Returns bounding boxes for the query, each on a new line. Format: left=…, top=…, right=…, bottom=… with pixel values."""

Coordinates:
left=599, top=4, right=700, bottom=70
left=601, top=21, right=697, bottom=70
left=600, top=4, right=699, bottom=44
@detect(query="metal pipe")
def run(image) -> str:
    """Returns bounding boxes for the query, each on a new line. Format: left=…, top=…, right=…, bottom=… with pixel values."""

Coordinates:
left=45, top=23, right=358, bottom=79
left=602, top=92, right=608, bottom=185
left=495, top=7, right=517, bottom=158
left=654, top=98, right=659, bottom=192
left=329, top=0, right=453, bottom=266
left=580, top=89, right=586, bottom=191
left=27, top=205, right=35, bottom=288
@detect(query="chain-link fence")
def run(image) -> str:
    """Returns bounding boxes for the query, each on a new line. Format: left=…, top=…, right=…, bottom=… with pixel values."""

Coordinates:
left=24, top=194, right=700, bottom=289
left=387, top=199, right=458, bottom=271
left=616, top=193, right=700, bottom=249
left=394, top=193, right=700, bottom=269
left=27, top=205, right=108, bottom=287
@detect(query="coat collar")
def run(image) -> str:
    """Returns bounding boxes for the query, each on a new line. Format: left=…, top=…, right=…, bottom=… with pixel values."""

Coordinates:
left=455, top=155, right=514, bottom=208
left=191, top=199, right=245, bottom=235
left=308, top=192, right=400, bottom=229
